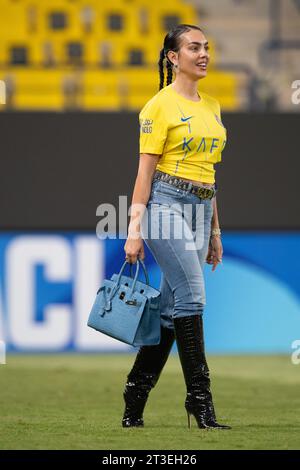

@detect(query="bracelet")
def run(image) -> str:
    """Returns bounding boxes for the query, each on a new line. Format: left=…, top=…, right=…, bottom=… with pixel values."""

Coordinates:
left=211, top=228, right=221, bottom=237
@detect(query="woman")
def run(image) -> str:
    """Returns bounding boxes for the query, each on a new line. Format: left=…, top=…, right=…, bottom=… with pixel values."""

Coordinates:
left=122, top=24, right=231, bottom=430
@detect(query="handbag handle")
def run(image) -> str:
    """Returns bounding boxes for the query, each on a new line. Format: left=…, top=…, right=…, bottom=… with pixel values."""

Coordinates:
left=134, top=259, right=149, bottom=286
left=128, top=259, right=149, bottom=297
left=107, top=260, right=132, bottom=302
left=104, top=259, right=149, bottom=311
left=107, top=259, right=149, bottom=303
left=115, top=259, right=134, bottom=285
left=116, top=259, right=149, bottom=286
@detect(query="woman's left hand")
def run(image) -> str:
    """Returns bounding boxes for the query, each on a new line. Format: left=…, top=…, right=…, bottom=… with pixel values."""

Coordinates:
left=206, top=236, right=223, bottom=271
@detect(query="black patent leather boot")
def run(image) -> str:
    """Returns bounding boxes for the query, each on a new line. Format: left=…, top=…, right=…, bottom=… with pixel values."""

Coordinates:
left=122, top=325, right=175, bottom=427
left=202, top=364, right=231, bottom=429
left=173, top=315, right=231, bottom=430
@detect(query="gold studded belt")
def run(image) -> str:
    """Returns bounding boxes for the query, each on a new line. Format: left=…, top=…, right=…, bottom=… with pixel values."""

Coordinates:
left=153, top=170, right=217, bottom=200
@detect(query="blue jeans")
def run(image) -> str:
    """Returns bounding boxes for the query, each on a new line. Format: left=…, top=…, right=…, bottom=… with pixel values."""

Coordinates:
left=141, top=179, right=214, bottom=330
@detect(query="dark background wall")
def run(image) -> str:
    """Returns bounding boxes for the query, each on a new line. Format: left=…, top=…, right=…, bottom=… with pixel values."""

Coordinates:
left=0, top=112, right=299, bottom=230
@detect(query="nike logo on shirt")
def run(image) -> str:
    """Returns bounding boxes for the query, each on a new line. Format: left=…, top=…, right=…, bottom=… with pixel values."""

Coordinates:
left=180, top=116, right=194, bottom=122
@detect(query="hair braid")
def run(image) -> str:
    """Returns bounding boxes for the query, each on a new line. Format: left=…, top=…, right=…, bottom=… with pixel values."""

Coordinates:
left=158, top=48, right=165, bottom=90
left=166, top=61, right=173, bottom=86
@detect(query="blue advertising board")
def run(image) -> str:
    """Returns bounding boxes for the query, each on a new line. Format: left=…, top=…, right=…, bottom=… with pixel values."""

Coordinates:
left=0, top=232, right=299, bottom=353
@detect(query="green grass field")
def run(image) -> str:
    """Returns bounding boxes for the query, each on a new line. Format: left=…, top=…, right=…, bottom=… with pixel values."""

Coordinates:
left=1, top=354, right=300, bottom=450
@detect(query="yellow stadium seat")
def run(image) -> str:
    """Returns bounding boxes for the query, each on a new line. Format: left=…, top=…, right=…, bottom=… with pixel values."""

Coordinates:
left=120, top=68, right=159, bottom=109
left=0, top=1, right=28, bottom=41
left=91, top=3, right=133, bottom=40
left=200, top=70, right=239, bottom=110
left=81, top=70, right=121, bottom=110
left=34, top=1, right=82, bottom=40
left=147, top=3, right=198, bottom=35
left=0, top=68, right=65, bottom=110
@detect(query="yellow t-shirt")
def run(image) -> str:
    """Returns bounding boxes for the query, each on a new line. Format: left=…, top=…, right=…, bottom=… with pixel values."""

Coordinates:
left=139, top=83, right=227, bottom=184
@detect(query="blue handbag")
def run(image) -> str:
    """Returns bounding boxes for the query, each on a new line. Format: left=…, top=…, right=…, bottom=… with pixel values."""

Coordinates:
left=87, top=259, right=161, bottom=346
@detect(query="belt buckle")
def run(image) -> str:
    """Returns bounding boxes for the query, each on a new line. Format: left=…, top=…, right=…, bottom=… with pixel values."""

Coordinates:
left=196, top=186, right=205, bottom=199
left=204, top=188, right=211, bottom=199
left=196, top=186, right=212, bottom=199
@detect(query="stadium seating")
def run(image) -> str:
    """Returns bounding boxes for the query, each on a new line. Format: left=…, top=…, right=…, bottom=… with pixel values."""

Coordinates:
left=0, top=0, right=239, bottom=111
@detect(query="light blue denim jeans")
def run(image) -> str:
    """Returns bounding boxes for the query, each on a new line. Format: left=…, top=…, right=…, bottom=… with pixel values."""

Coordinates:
left=141, top=178, right=214, bottom=330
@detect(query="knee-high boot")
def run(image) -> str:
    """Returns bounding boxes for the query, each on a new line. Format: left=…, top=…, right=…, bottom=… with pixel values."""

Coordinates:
left=122, top=325, right=175, bottom=427
left=173, top=315, right=231, bottom=429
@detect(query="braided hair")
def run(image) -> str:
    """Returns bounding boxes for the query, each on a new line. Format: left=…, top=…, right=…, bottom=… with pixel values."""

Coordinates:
left=158, top=24, right=204, bottom=90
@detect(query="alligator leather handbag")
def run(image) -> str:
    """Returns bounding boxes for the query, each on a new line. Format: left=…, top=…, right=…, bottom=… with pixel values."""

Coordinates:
left=87, top=259, right=161, bottom=346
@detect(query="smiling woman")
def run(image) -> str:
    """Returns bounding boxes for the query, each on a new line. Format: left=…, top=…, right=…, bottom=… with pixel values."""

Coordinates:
left=183, top=39, right=210, bottom=71
left=122, top=24, right=231, bottom=431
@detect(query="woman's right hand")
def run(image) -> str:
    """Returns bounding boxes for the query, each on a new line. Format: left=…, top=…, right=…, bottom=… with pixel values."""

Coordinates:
left=124, top=235, right=145, bottom=264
